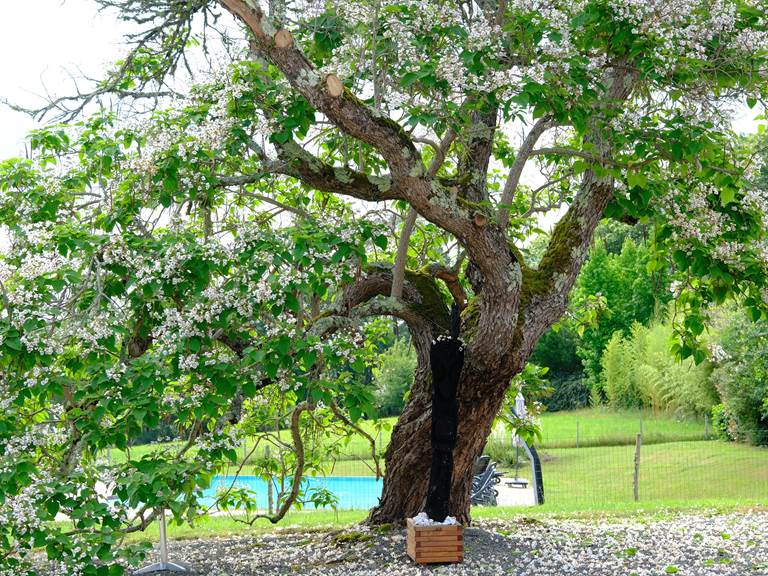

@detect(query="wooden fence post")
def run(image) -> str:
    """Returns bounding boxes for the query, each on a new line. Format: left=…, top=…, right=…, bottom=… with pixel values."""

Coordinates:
left=576, top=420, right=580, bottom=448
left=633, top=433, right=642, bottom=502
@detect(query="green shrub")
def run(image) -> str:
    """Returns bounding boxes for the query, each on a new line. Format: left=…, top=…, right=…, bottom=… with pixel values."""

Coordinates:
left=711, top=403, right=734, bottom=441
left=709, top=311, right=768, bottom=446
left=372, top=339, right=417, bottom=416
left=531, top=325, right=582, bottom=374
left=600, top=322, right=715, bottom=416
left=601, top=330, right=644, bottom=409
left=531, top=325, right=587, bottom=412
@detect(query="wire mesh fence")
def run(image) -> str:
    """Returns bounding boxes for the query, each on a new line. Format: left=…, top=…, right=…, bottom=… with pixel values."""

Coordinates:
left=485, top=413, right=768, bottom=508
left=149, top=412, right=768, bottom=512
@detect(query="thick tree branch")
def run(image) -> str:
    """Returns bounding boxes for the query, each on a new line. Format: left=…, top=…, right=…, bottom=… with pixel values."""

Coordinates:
left=497, top=116, right=557, bottom=229
left=218, top=0, right=422, bottom=181
left=277, top=141, right=397, bottom=201
left=340, top=265, right=450, bottom=334
left=218, top=1, right=499, bottom=266
left=218, top=1, right=482, bottom=245
left=427, top=263, right=467, bottom=310
left=522, top=65, right=638, bottom=346
left=390, top=209, right=418, bottom=299
left=390, top=130, right=457, bottom=299
left=457, top=107, right=498, bottom=202
left=218, top=140, right=397, bottom=203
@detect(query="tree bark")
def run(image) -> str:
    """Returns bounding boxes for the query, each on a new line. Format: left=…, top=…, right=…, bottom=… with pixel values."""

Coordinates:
left=368, top=348, right=519, bottom=525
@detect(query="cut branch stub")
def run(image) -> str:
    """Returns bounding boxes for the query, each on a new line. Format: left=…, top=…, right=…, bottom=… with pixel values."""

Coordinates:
left=472, top=212, right=488, bottom=228
left=274, top=29, right=294, bottom=48
left=325, top=74, right=344, bottom=97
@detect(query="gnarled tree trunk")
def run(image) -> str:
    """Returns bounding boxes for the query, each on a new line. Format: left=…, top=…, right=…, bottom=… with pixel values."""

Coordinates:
left=368, top=347, right=522, bottom=525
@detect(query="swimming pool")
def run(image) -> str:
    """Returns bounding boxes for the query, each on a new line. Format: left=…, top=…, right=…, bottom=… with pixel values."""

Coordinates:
left=201, top=475, right=384, bottom=510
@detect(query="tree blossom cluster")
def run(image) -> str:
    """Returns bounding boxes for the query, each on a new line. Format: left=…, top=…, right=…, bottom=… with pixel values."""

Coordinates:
left=304, top=0, right=766, bottom=142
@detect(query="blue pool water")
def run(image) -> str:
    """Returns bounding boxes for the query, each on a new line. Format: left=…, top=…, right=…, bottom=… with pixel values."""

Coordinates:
left=201, top=475, right=383, bottom=510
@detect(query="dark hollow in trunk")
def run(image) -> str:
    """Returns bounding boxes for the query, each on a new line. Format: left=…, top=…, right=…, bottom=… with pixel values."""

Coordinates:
left=368, top=361, right=515, bottom=525
left=423, top=334, right=464, bottom=522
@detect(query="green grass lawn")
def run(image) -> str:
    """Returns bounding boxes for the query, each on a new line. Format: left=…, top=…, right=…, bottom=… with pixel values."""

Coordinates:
left=115, top=408, right=706, bottom=469
left=222, top=438, right=768, bottom=508
left=535, top=407, right=708, bottom=448
left=533, top=440, right=768, bottom=506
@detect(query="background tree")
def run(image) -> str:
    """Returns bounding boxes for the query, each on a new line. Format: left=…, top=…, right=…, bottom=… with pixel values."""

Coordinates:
left=572, top=225, right=670, bottom=396
left=3, top=1, right=768, bottom=571
left=529, top=221, right=667, bottom=409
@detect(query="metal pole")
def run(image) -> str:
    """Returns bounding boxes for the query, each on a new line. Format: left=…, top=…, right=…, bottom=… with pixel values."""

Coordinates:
left=509, top=407, right=544, bottom=505
left=704, top=414, right=710, bottom=439
left=134, top=509, right=189, bottom=574
left=159, top=508, right=169, bottom=565
left=266, top=445, right=274, bottom=515
left=526, top=443, right=544, bottom=505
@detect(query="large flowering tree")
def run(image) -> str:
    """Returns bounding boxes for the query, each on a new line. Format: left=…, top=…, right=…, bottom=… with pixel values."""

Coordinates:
left=3, top=0, right=768, bottom=573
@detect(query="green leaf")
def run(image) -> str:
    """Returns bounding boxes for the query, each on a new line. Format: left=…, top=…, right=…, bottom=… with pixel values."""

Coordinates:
left=720, top=187, right=736, bottom=206
left=4, top=337, right=23, bottom=351
left=626, top=171, right=647, bottom=188
left=373, top=235, right=388, bottom=249
left=284, top=292, right=300, bottom=313
left=163, top=173, right=177, bottom=194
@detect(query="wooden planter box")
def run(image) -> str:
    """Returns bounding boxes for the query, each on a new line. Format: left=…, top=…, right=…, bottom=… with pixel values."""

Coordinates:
left=406, top=518, right=464, bottom=564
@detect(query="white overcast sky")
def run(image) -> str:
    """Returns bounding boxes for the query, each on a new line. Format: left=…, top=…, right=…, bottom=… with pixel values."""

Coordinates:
left=0, top=1, right=130, bottom=158
left=0, top=2, right=764, bottom=159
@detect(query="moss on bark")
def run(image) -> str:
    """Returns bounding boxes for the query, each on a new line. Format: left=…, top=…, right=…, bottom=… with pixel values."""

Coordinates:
left=404, top=267, right=451, bottom=333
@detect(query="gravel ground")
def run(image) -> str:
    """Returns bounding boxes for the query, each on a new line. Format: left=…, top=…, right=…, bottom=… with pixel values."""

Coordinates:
left=123, top=510, right=768, bottom=576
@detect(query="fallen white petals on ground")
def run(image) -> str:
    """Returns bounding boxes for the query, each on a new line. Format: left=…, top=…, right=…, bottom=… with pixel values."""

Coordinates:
left=34, top=510, right=768, bottom=576
left=411, top=512, right=458, bottom=526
